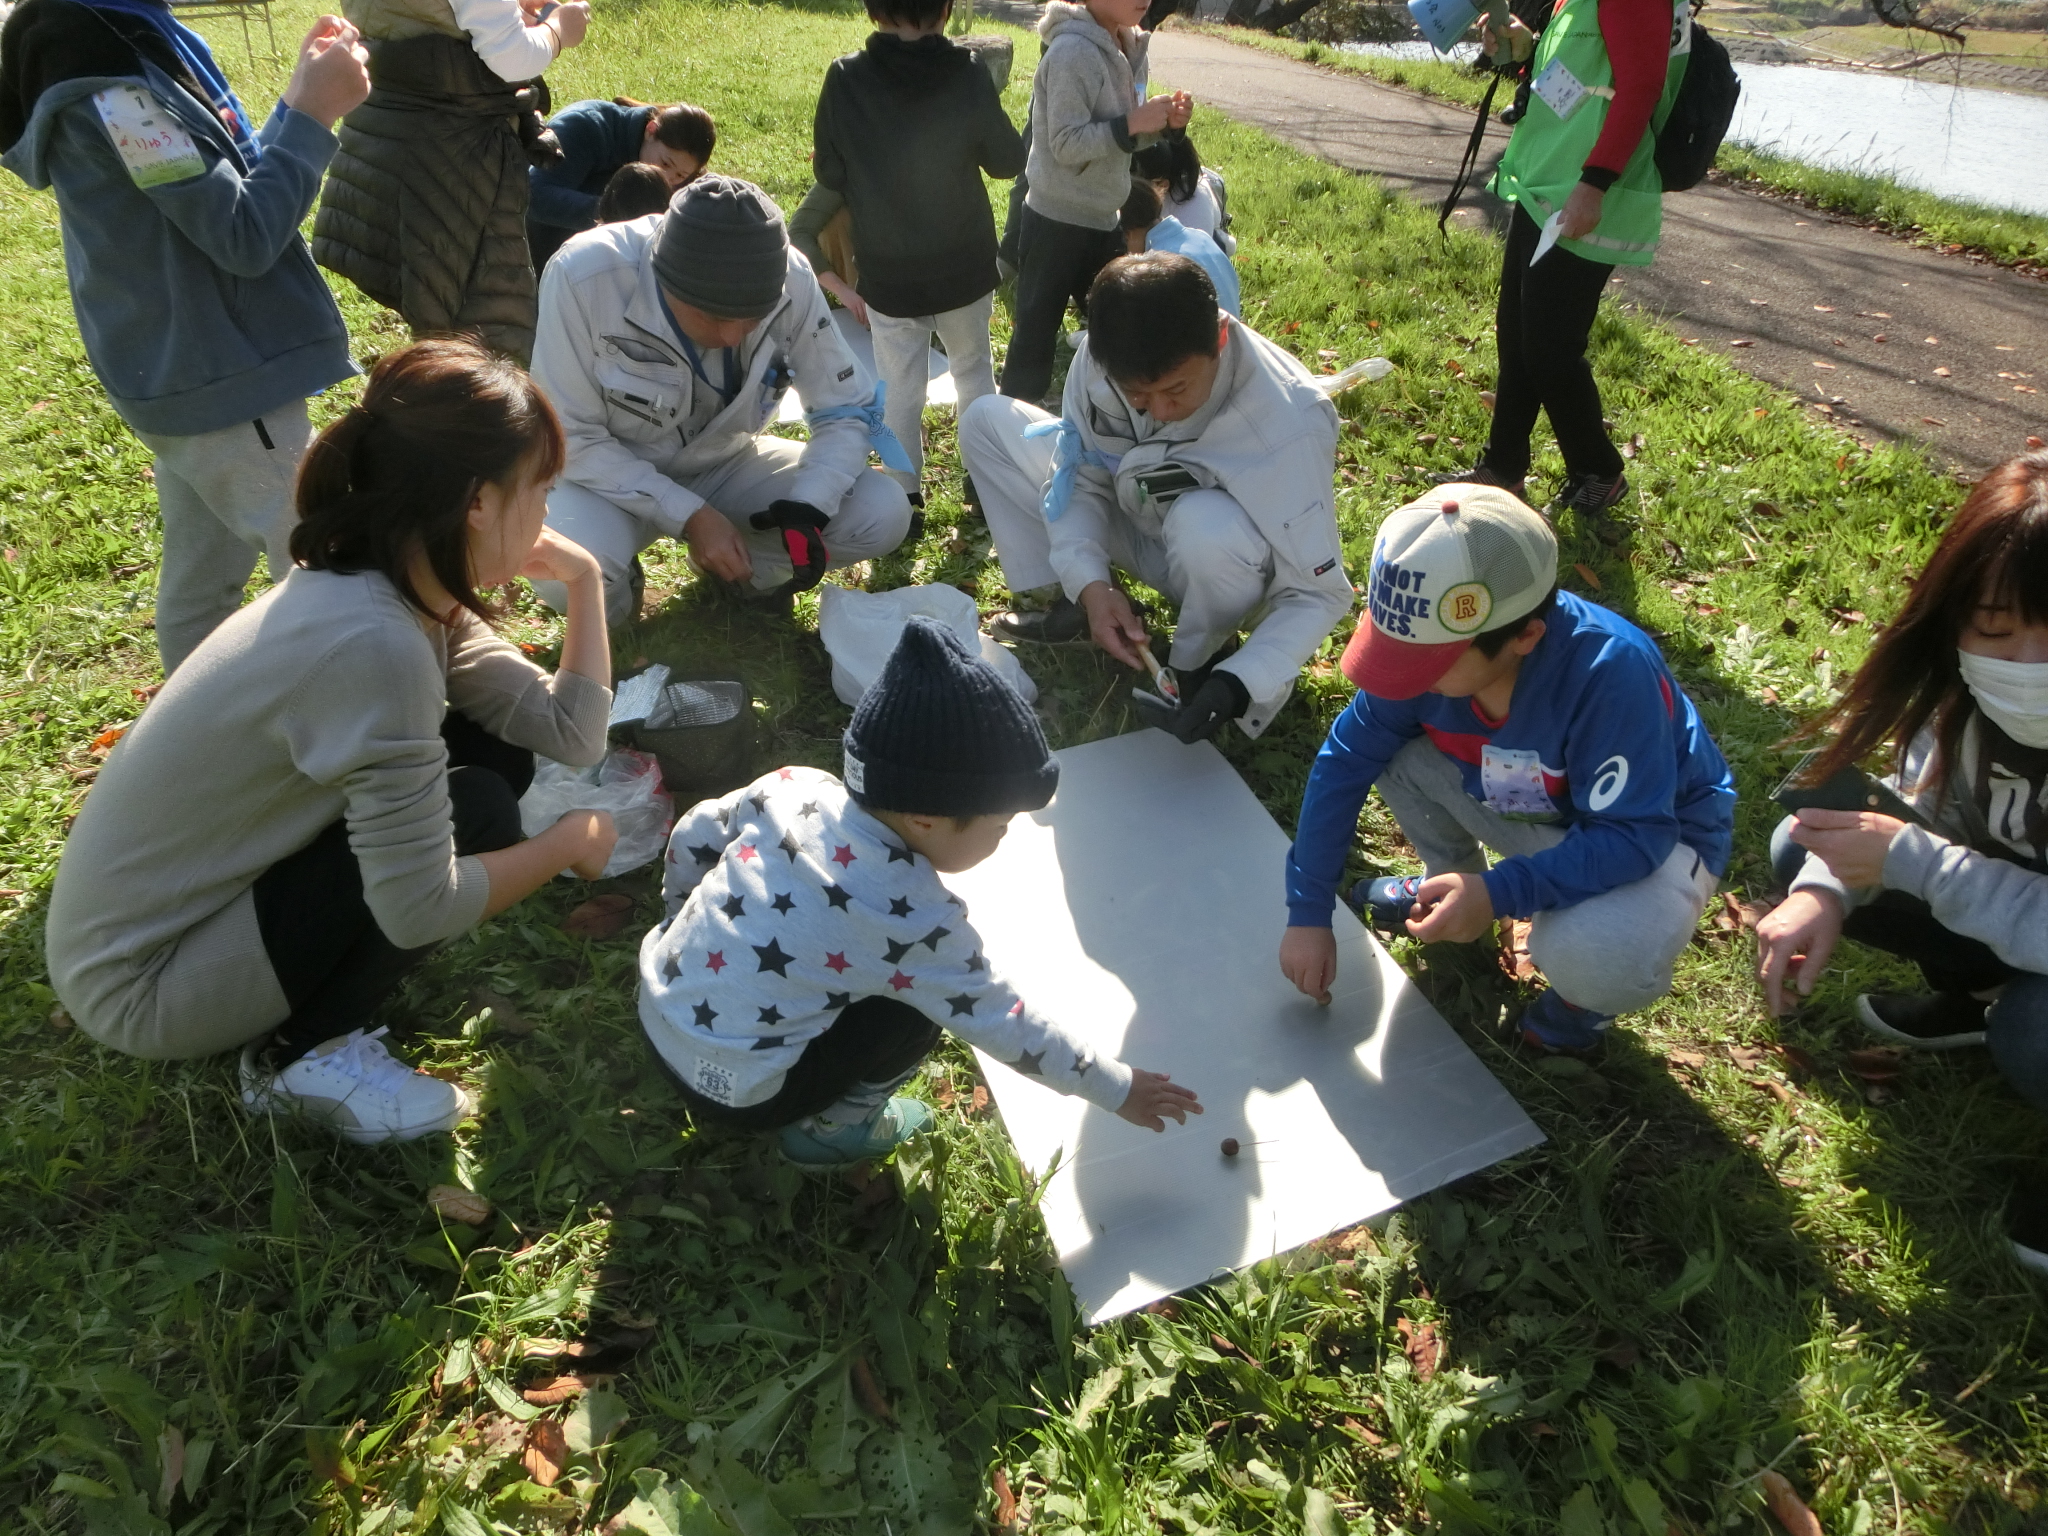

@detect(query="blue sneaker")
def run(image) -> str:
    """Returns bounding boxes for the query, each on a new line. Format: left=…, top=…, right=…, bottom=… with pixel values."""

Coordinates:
left=1347, top=874, right=1426, bottom=935
left=1517, top=990, right=1614, bottom=1058
left=777, top=1097, right=934, bottom=1168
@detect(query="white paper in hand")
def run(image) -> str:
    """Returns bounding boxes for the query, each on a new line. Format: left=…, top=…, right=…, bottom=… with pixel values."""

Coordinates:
left=1530, top=210, right=1566, bottom=267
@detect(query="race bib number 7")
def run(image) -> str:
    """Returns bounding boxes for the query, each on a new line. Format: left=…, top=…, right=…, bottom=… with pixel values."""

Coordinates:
left=94, top=86, right=205, bottom=188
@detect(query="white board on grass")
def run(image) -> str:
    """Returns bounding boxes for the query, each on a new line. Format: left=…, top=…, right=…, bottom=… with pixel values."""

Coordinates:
left=779, top=310, right=956, bottom=424
left=943, top=729, right=1544, bottom=1325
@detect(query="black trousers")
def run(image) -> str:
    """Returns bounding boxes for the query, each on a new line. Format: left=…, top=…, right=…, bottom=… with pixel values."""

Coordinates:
left=1483, top=202, right=1625, bottom=484
left=252, top=713, right=533, bottom=1062
left=1000, top=205, right=1125, bottom=405
left=662, top=996, right=942, bottom=1133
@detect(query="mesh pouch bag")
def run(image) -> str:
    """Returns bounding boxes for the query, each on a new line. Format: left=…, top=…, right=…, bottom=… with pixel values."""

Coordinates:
left=627, top=679, right=755, bottom=804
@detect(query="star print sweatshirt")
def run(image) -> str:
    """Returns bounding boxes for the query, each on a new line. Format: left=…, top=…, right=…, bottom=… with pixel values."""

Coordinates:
left=639, top=766, right=1133, bottom=1114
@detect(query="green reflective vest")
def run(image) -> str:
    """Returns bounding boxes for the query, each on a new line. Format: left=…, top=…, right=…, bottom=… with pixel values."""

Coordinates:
left=1490, top=0, right=1691, bottom=266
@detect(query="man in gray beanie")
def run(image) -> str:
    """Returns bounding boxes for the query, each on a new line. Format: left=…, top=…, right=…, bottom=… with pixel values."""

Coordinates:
left=530, top=173, right=915, bottom=624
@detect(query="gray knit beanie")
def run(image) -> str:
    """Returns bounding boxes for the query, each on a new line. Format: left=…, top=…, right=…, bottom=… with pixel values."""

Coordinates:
left=844, top=618, right=1058, bottom=818
left=651, top=175, right=789, bottom=319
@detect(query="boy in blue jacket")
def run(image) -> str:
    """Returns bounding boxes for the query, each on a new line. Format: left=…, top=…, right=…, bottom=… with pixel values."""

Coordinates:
left=1279, top=486, right=1736, bottom=1054
left=0, top=0, right=365, bottom=671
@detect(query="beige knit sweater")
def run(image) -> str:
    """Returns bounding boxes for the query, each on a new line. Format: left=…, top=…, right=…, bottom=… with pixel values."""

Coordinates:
left=46, top=567, right=610, bottom=1059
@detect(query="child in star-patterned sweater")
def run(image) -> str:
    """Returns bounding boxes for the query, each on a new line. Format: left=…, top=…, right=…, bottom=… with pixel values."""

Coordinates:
left=639, top=617, right=1201, bottom=1165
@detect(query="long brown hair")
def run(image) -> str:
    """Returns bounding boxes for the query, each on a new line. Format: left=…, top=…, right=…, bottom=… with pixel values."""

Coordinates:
left=290, top=339, right=565, bottom=626
left=613, top=97, right=717, bottom=163
left=1801, top=450, right=2048, bottom=799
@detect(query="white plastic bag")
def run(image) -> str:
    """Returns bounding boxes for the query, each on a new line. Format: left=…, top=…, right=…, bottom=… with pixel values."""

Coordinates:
left=817, top=584, right=1037, bottom=707
left=517, top=748, right=674, bottom=877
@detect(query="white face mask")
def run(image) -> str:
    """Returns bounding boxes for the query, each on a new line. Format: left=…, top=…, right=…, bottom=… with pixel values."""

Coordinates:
left=1958, top=649, right=2048, bottom=750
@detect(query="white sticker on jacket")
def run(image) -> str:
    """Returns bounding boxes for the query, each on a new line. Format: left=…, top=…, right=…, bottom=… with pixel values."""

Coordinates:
left=1531, top=58, right=1591, bottom=121
left=1481, top=744, right=1557, bottom=818
left=94, top=87, right=206, bottom=188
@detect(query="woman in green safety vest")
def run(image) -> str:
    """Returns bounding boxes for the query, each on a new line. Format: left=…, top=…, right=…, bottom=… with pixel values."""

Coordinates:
left=1455, top=0, right=1690, bottom=536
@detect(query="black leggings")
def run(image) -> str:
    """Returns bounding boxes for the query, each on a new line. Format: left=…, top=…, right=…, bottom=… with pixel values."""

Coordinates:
left=661, top=996, right=942, bottom=1133
left=252, top=713, right=533, bottom=1062
left=1000, top=204, right=1125, bottom=405
left=1483, top=202, right=1625, bottom=485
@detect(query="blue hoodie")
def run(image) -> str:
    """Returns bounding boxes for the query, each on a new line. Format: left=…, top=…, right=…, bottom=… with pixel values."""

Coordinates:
left=0, top=22, right=354, bottom=436
left=1286, top=591, right=1736, bottom=924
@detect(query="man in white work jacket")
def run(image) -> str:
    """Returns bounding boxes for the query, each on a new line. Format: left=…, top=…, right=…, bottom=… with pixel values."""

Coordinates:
left=961, top=252, right=1352, bottom=741
left=532, top=174, right=913, bottom=623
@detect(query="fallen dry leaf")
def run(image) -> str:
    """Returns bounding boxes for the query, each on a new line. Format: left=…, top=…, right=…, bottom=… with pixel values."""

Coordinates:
left=1572, top=563, right=1603, bottom=590
left=520, top=1374, right=593, bottom=1406
left=50, top=1006, right=74, bottom=1033
left=427, top=1185, right=492, bottom=1226
left=1844, top=1046, right=1905, bottom=1082
left=1728, top=1044, right=1769, bottom=1070
left=1761, top=1469, right=1823, bottom=1536
left=1751, top=1079, right=1798, bottom=1106
left=87, top=726, right=126, bottom=757
left=1397, top=1317, right=1441, bottom=1383
left=852, top=1356, right=896, bottom=1423
left=1341, top=1415, right=1387, bottom=1446
left=1933, top=366, right=1952, bottom=378
left=1142, top=1297, right=1183, bottom=1319
left=523, top=1419, right=568, bottom=1487
left=993, top=1467, right=1019, bottom=1532
left=971, top=1084, right=990, bottom=1115
left=1497, top=918, right=1538, bottom=983
left=561, top=893, right=634, bottom=940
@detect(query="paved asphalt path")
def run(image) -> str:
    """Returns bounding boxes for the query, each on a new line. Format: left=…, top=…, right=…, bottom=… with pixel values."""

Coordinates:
left=1142, top=27, right=2047, bottom=473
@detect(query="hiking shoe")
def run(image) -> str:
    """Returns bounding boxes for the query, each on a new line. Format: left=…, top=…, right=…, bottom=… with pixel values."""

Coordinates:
left=1347, top=873, right=1427, bottom=935
left=991, top=596, right=1090, bottom=646
left=239, top=1027, right=472, bottom=1145
left=1515, top=989, right=1614, bottom=1059
left=2007, top=1181, right=2048, bottom=1278
left=1554, top=472, right=1632, bottom=543
left=778, top=1097, right=934, bottom=1167
left=1432, top=463, right=1528, bottom=504
left=1856, top=992, right=1989, bottom=1051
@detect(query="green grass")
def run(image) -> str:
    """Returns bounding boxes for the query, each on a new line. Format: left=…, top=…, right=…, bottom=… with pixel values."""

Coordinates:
left=5, top=1, right=2048, bottom=1533
left=1187, top=20, right=2048, bottom=269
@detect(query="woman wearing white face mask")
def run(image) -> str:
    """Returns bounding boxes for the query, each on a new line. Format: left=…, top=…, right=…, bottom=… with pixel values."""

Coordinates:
left=1756, top=450, right=2048, bottom=1272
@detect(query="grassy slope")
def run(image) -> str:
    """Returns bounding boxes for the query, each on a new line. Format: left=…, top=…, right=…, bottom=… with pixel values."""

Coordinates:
left=2, top=2, right=2045, bottom=1533
left=1201, top=22, right=2048, bottom=269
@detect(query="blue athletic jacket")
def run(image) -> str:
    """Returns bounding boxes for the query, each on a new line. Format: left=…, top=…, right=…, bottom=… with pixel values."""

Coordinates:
left=1286, top=591, right=1736, bottom=924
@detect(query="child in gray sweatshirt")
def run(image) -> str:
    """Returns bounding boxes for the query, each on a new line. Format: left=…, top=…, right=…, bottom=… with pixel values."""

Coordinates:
left=998, top=0, right=1191, bottom=405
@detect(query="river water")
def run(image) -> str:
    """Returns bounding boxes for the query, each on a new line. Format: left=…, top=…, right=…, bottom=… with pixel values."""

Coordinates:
left=1342, top=42, right=2048, bottom=216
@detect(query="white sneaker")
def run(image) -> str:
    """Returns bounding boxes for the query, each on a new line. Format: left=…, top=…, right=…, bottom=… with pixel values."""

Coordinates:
left=240, top=1027, right=472, bottom=1145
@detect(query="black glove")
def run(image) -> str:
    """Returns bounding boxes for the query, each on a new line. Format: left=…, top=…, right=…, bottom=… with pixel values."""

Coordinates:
left=1166, top=669, right=1251, bottom=744
left=746, top=500, right=830, bottom=595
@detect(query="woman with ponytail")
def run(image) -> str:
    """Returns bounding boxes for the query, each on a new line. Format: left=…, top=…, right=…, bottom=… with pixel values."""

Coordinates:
left=1756, top=450, right=2048, bottom=1272
left=46, top=339, right=618, bottom=1145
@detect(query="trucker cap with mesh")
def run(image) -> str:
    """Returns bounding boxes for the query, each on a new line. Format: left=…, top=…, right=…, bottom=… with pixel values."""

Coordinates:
left=1339, top=484, right=1559, bottom=700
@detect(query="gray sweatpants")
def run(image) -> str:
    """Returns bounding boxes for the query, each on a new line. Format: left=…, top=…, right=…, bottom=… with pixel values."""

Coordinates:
left=132, top=400, right=311, bottom=673
left=1376, top=736, right=1718, bottom=1016
left=534, top=437, right=914, bottom=626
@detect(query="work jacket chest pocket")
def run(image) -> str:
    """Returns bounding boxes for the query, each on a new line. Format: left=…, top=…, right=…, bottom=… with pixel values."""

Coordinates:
left=594, top=351, right=687, bottom=443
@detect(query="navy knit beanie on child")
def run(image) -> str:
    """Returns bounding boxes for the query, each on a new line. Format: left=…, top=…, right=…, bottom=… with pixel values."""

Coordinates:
left=651, top=175, right=788, bottom=319
left=843, top=617, right=1058, bottom=818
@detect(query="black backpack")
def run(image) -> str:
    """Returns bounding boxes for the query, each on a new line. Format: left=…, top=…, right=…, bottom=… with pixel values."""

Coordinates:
left=1655, top=22, right=1740, bottom=192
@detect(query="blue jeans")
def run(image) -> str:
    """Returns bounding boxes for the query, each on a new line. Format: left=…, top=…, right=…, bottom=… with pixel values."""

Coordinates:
left=1769, top=815, right=2048, bottom=1116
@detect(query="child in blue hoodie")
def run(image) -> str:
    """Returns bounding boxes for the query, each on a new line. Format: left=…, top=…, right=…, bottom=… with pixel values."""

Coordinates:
left=0, top=0, right=365, bottom=670
left=1279, top=486, right=1736, bottom=1054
